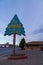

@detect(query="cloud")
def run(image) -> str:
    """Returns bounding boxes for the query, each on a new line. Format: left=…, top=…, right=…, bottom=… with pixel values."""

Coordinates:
left=0, top=34, right=13, bottom=44
left=32, top=24, right=43, bottom=34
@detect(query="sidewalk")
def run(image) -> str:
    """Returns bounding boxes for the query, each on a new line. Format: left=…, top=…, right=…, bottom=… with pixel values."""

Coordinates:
left=0, top=50, right=43, bottom=65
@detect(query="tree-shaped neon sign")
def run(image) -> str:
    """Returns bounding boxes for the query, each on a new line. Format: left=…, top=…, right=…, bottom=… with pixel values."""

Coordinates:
left=4, top=14, right=25, bottom=55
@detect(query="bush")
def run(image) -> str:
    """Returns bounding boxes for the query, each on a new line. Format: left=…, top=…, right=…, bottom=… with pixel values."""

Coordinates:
left=19, top=38, right=26, bottom=50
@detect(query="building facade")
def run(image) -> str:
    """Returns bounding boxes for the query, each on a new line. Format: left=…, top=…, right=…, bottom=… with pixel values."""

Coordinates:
left=26, top=41, right=43, bottom=50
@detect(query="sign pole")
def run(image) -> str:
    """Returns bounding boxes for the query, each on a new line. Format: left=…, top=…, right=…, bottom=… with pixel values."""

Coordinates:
left=13, top=34, right=16, bottom=55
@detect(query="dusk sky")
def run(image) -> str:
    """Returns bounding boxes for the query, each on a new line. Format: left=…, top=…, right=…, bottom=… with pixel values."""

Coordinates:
left=0, top=0, right=43, bottom=45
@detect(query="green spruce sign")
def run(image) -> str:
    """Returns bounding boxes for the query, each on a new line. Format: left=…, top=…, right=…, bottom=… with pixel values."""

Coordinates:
left=4, top=14, right=25, bottom=55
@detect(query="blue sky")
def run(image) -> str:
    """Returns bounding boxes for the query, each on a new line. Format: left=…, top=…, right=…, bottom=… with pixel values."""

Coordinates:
left=0, top=0, right=43, bottom=45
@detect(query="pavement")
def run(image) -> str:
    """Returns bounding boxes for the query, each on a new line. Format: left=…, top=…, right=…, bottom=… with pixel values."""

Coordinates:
left=0, top=50, right=43, bottom=65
